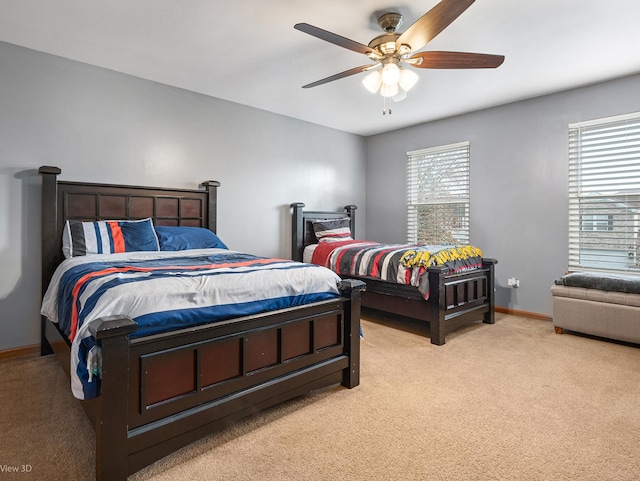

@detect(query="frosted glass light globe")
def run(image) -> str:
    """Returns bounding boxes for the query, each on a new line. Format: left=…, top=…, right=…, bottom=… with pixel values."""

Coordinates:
left=381, top=63, right=400, bottom=85
left=362, top=70, right=382, bottom=93
left=399, top=68, right=419, bottom=92
left=380, top=82, right=399, bottom=97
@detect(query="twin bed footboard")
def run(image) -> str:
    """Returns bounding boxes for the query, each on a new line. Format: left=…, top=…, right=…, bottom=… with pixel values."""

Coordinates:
left=426, top=259, right=496, bottom=345
left=355, top=259, right=496, bottom=345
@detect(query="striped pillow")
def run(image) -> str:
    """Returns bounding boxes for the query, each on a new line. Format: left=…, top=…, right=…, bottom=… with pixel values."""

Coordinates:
left=62, top=218, right=160, bottom=258
left=312, top=218, right=353, bottom=243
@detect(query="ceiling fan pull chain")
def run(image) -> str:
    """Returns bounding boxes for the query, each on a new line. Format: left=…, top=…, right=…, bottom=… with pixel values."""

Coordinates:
left=382, top=96, right=392, bottom=115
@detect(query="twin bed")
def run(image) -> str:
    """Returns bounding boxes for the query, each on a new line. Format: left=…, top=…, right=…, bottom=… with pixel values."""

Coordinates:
left=291, top=202, right=497, bottom=345
left=38, top=167, right=364, bottom=481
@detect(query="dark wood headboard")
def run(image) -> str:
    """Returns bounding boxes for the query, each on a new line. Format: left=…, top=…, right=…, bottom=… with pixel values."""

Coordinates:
left=39, top=166, right=220, bottom=293
left=290, top=202, right=357, bottom=262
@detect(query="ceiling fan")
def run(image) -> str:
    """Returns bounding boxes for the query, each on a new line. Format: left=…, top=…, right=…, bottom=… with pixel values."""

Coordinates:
left=294, top=0, right=504, bottom=112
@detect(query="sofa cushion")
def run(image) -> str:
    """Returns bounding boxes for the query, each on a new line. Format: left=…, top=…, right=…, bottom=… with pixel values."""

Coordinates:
left=555, top=272, right=640, bottom=294
left=551, top=285, right=640, bottom=308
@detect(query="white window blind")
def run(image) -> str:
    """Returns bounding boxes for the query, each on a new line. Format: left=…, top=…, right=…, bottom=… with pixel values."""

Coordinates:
left=568, top=112, right=640, bottom=273
left=407, top=141, right=470, bottom=245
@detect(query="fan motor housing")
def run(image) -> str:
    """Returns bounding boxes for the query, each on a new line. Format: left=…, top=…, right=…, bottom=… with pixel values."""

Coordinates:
left=368, top=33, right=401, bottom=55
left=377, top=12, right=403, bottom=32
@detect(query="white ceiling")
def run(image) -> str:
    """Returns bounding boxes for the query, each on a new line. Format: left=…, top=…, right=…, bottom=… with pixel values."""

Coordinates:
left=1, top=0, right=640, bottom=136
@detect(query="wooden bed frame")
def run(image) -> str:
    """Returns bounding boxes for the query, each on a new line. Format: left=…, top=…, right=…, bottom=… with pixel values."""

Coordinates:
left=38, top=166, right=364, bottom=481
left=291, top=202, right=497, bottom=345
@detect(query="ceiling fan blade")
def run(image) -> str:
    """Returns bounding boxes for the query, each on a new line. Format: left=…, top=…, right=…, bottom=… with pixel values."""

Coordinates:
left=302, top=64, right=377, bottom=89
left=395, top=0, right=475, bottom=52
left=410, top=51, right=505, bottom=69
left=295, top=23, right=375, bottom=56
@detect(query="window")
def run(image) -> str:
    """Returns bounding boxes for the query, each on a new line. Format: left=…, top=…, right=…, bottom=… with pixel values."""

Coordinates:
left=568, top=112, right=640, bottom=273
left=580, top=214, right=613, bottom=232
left=407, top=141, right=470, bottom=245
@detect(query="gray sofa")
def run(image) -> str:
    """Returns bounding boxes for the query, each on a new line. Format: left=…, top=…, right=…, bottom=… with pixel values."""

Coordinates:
left=551, top=272, right=640, bottom=344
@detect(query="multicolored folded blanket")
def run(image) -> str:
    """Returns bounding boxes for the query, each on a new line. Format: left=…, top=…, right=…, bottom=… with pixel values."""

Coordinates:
left=311, top=240, right=483, bottom=299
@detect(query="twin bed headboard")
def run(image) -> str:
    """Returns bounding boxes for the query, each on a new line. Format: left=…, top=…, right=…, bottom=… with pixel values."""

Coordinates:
left=290, top=202, right=357, bottom=262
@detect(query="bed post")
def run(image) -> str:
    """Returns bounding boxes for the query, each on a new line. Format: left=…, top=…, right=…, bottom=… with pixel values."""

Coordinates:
left=427, top=266, right=448, bottom=346
left=90, top=316, right=138, bottom=481
left=339, top=279, right=366, bottom=389
left=201, top=180, right=221, bottom=232
left=482, top=258, right=498, bottom=324
left=290, top=202, right=305, bottom=261
left=39, top=166, right=62, bottom=355
left=344, top=205, right=357, bottom=238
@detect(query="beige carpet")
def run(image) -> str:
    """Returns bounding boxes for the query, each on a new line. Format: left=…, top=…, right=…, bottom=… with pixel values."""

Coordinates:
left=2, top=312, right=639, bottom=481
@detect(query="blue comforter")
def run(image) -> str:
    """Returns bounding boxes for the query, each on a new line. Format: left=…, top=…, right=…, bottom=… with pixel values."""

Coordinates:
left=41, top=249, right=342, bottom=399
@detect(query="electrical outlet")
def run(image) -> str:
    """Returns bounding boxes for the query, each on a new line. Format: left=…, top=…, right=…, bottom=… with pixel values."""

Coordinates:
left=508, top=277, right=520, bottom=288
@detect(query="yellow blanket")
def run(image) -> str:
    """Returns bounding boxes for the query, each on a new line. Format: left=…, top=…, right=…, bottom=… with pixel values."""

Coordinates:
left=399, top=245, right=483, bottom=269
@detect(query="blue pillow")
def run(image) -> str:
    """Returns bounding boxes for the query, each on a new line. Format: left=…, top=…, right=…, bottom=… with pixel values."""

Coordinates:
left=155, top=226, right=228, bottom=251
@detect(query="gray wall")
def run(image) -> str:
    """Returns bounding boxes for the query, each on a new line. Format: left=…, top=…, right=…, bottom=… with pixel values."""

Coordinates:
left=365, top=73, right=640, bottom=316
left=0, top=41, right=366, bottom=351
left=3, top=37, right=639, bottom=351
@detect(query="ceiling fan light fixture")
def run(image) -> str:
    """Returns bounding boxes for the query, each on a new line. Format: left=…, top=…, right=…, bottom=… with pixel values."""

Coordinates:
left=381, top=62, right=400, bottom=85
left=362, top=70, right=382, bottom=93
left=295, top=0, right=504, bottom=114
left=398, top=68, right=419, bottom=92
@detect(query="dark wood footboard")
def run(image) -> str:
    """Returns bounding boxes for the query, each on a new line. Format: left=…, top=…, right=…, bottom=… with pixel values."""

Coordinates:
left=42, top=280, right=363, bottom=481
left=87, top=280, right=364, bottom=481
left=427, top=258, right=496, bottom=345
left=348, top=259, right=496, bottom=345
